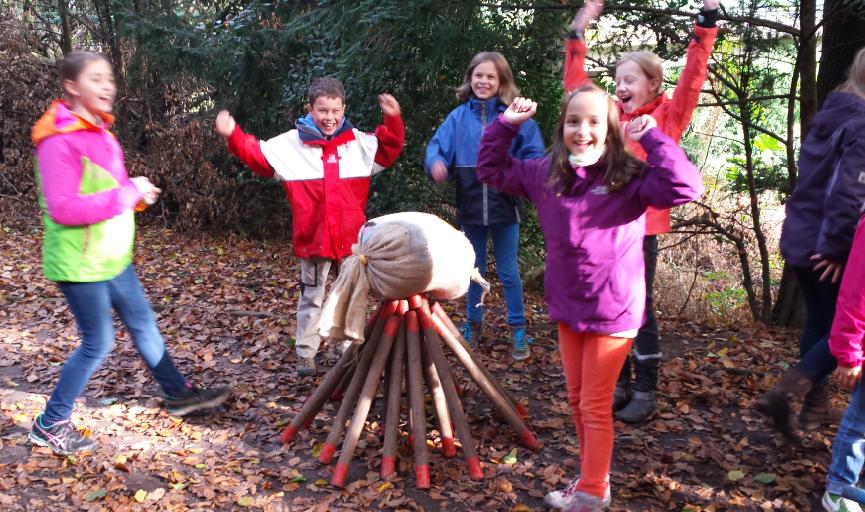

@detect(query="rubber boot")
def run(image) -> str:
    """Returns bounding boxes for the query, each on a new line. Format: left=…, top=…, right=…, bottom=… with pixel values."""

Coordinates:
left=615, top=358, right=659, bottom=423
left=754, top=367, right=813, bottom=440
left=613, top=356, right=632, bottom=412
left=799, top=380, right=845, bottom=431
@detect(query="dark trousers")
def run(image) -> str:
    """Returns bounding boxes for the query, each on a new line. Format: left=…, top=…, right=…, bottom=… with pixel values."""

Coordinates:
left=792, top=265, right=840, bottom=383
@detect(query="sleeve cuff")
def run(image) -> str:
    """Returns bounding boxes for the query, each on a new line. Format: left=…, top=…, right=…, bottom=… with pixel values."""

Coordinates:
left=696, top=8, right=720, bottom=28
left=638, top=127, right=670, bottom=153
left=496, top=114, right=522, bottom=133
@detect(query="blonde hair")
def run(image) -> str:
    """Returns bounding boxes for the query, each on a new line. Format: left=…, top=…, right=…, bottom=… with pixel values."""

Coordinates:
left=547, top=83, right=645, bottom=193
left=838, top=46, right=865, bottom=100
left=617, top=51, right=664, bottom=97
left=455, top=52, right=519, bottom=105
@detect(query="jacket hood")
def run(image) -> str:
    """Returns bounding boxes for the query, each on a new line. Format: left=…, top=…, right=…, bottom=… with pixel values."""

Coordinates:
left=32, top=100, right=114, bottom=147
left=809, top=92, right=865, bottom=140
left=295, top=114, right=353, bottom=143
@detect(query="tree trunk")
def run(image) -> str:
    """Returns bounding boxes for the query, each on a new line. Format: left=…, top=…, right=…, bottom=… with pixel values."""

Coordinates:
left=57, top=0, right=73, bottom=54
left=816, top=0, right=865, bottom=105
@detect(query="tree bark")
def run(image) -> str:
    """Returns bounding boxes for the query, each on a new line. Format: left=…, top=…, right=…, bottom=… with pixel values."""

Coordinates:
left=57, top=0, right=73, bottom=54
left=816, top=0, right=865, bottom=105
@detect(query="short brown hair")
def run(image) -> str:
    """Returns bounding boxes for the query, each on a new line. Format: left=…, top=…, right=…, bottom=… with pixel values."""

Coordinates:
left=307, top=77, right=345, bottom=105
left=60, top=51, right=111, bottom=83
left=456, top=52, right=519, bottom=105
left=547, top=83, right=645, bottom=193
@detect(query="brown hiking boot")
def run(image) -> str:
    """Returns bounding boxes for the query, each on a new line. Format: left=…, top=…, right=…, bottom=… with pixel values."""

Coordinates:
left=799, top=381, right=845, bottom=431
left=754, top=367, right=813, bottom=440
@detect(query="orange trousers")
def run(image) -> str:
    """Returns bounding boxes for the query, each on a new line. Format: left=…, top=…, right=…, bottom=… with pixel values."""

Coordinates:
left=557, top=323, right=633, bottom=499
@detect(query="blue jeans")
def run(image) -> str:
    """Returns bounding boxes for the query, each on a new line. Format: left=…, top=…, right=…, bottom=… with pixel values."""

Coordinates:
left=827, top=377, right=865, bottom=495
left=793, top=266, right=840, bottom=383
left=42, top=265, right=188, bottom=424
left=462, top=223, right=526, bottom=327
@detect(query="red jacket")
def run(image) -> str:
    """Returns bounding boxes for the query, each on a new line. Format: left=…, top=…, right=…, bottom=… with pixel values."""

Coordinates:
left=563, top=25, right=717, bottom=235
left=227, top=114, right=404, bottom=259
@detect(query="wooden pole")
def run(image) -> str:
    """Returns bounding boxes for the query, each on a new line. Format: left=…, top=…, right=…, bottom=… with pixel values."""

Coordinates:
left=405, top=310, right=432, bottom=488
left=421, top=336, right=456, bottom=457
left=380, top=318, right=406, bottom=479
left=431, top=301, right=529, bottom=419
left=424, top=305, right=541, bottom=452
left=332, top=313, right=402, bottom=486
left=416, top=307, right=484, bottom=480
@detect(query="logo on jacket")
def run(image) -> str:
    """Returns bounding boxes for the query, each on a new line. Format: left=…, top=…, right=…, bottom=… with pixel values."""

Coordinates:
left=590, top=185, right=609, bottom=195
left=327, top=154, right=338, bottom=164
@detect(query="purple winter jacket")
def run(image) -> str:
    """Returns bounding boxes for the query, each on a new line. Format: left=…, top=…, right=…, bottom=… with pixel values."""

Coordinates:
left=780, top=92, right=865, bottom=267
left=477, top=117, right=703, bottom=334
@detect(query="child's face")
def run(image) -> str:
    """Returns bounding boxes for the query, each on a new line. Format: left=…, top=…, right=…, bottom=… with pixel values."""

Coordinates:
left=615, top=60, right=660, bottom=114
left=307, top=95, right=345, bottom=136
left=562, top=92, right=608, bottom=166
left=64, top=59, right=116, bottom=117
left=470, top=61, right=500, bottom=100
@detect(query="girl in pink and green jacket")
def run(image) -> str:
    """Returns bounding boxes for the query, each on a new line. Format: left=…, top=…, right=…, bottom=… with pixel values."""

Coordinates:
left=29, top=51, right=230, bottom=456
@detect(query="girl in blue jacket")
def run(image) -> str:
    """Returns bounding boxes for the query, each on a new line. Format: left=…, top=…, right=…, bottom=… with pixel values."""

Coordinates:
left=425, top=52, right=545, bottom=361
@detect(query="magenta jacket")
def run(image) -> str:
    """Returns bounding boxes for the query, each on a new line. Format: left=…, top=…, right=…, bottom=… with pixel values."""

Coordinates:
left=830, top=215, right=865, bottom=368
left=477, top=117, right=703, bottom=334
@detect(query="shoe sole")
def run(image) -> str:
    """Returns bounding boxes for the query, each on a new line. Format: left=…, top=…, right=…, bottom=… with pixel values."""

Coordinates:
left=754, top=398, right=797, bottom=440
left=168, top=392, right=230, bottom=417
left=512, top=352, right=531, bottom=362
left=28, top=432, right=93, bottom=456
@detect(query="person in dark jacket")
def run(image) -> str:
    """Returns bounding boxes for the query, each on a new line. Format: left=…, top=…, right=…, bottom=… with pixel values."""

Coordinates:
left=425, top=51, right=545, bottom=361
left=756, top=47, right=865, bottom=440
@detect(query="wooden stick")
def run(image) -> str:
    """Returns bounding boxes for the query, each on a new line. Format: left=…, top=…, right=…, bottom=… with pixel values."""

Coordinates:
left=318, top=302, right=396, bottom=464
left=416, top=306, right=484, bottom=480
left=431, top=301, right=529, bottom=419
left=405, top=309, right=431, bottom=488
left=332, top=313, right=402, bottom=486
left=421, top=335, right=456, bottom=458
left=425, top=305, right=541, bottom=452
left=381, top=318, right=406, bottom=479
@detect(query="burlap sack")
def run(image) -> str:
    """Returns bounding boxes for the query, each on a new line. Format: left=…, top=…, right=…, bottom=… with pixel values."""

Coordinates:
left=316, top=212, right=488, bottom=343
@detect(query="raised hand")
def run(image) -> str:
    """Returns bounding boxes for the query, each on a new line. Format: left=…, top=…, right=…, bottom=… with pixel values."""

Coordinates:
left=626, top=115, right=657, bottom=142
left=430, top=161, right=449, bottom=184
left=502, top=97, right=538, bottom=126
left=571, top=0, right=604, bottom=33
left=215, top=110, right=237, bottom=138
left=702, top=0, right=721, bottom=10
left=379, top=94, right=401, bottom=116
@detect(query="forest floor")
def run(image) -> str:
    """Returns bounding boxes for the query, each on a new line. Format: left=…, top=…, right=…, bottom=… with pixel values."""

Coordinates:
left=0, top=220, right=839, bottom=511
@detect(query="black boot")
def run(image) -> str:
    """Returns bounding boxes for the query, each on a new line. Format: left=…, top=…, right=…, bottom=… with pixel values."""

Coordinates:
left=754, top=367, right=813, bottom=440
left=613, top=356, right=632, bottom=411
left=616, top=357, right=659, bottom=423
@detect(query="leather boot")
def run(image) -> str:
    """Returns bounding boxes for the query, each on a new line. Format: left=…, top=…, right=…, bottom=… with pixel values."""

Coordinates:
left=754, top=367, right=813, bottom=439
left=613, top=356, right=632, bottom=411
left=799, top=380, right=845, bottom=431
left=615, top=358, right=659, bottom=423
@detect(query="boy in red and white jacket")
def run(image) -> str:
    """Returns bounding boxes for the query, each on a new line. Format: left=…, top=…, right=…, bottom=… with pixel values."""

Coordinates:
left=215, top=77, right=405, bottom=376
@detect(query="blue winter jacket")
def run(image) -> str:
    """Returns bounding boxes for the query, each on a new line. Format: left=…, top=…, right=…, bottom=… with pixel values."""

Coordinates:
left=780, top=92, right=865, bottom=267
left=424, top=97, right=545, bottom=225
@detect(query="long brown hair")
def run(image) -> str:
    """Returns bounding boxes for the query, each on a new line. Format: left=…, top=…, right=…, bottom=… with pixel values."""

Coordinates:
left=547, top=83, right=645, bottom=193
left=837, top=46, right=865, bottom=101
left=455, top=52, right=519, bottom=105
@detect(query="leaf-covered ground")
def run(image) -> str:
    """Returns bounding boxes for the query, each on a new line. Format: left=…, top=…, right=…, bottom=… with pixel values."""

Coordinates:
left=0, top=221, right=839, bottom=511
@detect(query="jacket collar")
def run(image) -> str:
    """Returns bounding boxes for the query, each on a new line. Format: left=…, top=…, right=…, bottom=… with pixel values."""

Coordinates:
left=618, top=92, right=668, bottom=120
left=32, top=100, right=114, bottom=146
left=295, top=114, right=354, bottom=145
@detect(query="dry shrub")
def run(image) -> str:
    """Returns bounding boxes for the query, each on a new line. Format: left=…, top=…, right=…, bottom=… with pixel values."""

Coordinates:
left=125, top=119, right=293, bottom=237
left=0, top=24, right=56, bottom=225
left=655, top=197, right=785, bottom=325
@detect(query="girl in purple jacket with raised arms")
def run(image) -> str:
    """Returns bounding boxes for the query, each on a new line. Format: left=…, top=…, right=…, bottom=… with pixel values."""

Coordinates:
left=476, top=84, right=702, bottom=511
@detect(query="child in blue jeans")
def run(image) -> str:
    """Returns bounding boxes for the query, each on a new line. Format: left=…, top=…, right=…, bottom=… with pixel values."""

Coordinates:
left=425, top=51, right=545, bottom=361
left=824, top=215, right=865, bottom=512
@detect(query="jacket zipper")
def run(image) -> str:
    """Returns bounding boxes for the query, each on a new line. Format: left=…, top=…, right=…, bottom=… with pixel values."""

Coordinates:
left=481, top=101, right=489, bottom=226
left=82, top=226, right=90, bottom=258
